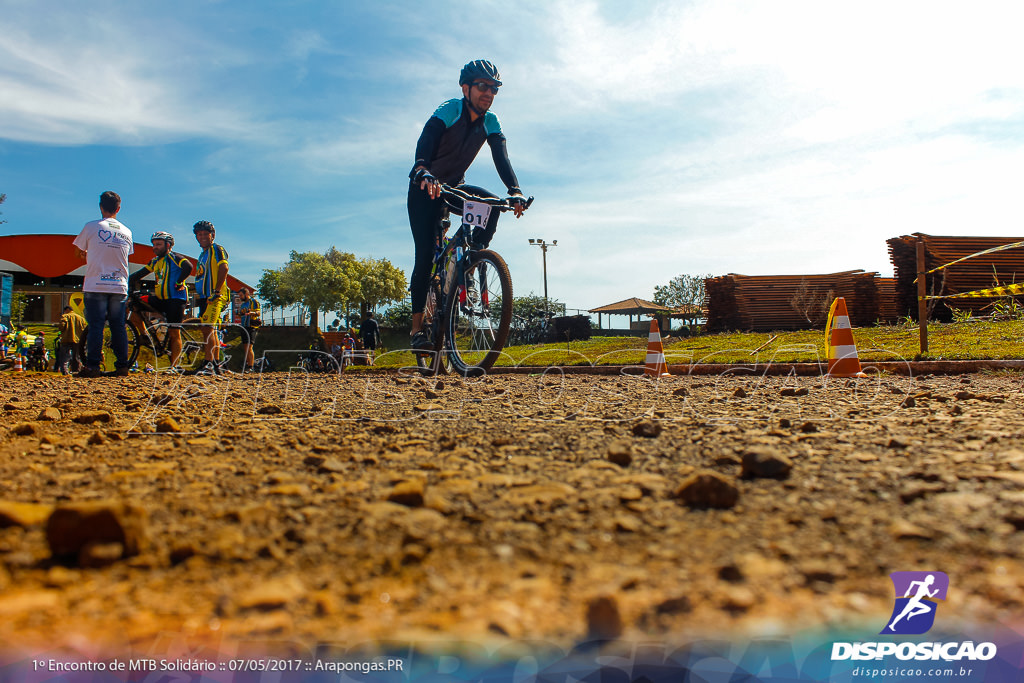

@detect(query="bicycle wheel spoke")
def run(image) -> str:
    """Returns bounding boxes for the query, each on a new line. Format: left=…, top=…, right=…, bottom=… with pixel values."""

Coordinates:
left=447, top=250, right=511, bottom=374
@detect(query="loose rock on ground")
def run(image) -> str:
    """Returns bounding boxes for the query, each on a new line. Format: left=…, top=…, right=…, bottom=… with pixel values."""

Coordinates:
left=1, top=370, right=1023, bottom=652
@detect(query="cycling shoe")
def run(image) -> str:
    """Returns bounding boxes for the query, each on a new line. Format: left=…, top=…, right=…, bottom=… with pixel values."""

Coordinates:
left=410, top=331, right=433, bottom=350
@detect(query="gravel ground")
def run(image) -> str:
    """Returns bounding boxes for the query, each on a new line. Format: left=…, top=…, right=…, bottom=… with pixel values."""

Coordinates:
left=2, top=369, right=1023, bottom=657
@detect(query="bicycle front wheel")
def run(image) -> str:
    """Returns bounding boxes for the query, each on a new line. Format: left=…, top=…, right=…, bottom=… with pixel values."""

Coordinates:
left=446, top=249, right=512, bottom=375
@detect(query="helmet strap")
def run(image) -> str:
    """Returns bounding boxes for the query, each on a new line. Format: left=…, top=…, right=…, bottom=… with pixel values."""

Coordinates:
left=464, top=95, right=485, bottom=117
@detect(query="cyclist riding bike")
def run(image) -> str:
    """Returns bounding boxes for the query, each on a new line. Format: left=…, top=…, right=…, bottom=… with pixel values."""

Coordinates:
left=127, top=231, right=193, bottom=369
left=408, top=59, right=528, bottom=350
left=192, top=220, right=229, bottom=375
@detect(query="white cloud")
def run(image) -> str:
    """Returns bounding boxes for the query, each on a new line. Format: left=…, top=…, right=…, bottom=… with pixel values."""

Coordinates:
left=0, top=5, right=264, bottom=145
left=4, top=0, right=1024, bottom=315
left=286, top=30, right=333, bottom=62
left=484, top=0, right=1024, bottom=305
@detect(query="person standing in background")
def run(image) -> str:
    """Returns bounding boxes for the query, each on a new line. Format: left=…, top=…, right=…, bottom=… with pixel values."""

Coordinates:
left=236, top=287, right=262, bottom=372
left=57, top=305, right=87, bottom=375
left=191, top=220, right=229, bottom=375
left=360, top=311, right=381, bottom=363
left=72, top=191, right=133, bottom=377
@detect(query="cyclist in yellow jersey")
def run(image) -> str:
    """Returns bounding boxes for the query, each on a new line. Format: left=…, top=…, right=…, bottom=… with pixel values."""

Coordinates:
left=192, top=220, right=229, bottom=374
left=128, top=231, right=193, bottom=368
left=236, top=287, right=262, bottom=371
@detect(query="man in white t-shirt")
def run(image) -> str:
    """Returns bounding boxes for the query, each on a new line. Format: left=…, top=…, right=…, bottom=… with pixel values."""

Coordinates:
left=72, top=190, right=134, bottom=377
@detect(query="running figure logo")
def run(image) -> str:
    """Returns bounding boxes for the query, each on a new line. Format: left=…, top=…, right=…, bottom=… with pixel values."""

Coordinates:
left=881, top=571, right=949, bottom=635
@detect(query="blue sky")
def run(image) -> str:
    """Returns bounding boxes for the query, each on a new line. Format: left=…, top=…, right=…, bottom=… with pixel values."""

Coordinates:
left=2, top=0, right=1023, bottom=317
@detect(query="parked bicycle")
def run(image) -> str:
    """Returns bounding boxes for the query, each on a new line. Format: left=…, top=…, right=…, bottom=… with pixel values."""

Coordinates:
left=508, top=309, right=558, bottom=346
left=76, top=292, right=204, bottom=371
left=416, top=184, right=533, bottom=376
left=26, top=339, right=49, bottom=372
left=297, top=350, right=339, bottom=374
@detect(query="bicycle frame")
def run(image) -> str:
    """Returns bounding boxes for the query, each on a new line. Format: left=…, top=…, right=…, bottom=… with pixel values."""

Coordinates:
left=423, top=199, right=490, bottom=353
left=128, top=296, right=178, bottom=358
left=126, top=293, right=204, bottom=367
left=416, top=184, right=532, bottom=374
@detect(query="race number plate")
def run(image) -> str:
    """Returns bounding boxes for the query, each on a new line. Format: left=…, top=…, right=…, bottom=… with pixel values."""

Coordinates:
left=461, top=201, right=492, bottom=230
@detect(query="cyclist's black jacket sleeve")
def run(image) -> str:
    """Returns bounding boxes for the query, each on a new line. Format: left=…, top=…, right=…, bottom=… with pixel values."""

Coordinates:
left=128, top=263, right=152, bottom=289
left=411, top=98, right=520, bottom=193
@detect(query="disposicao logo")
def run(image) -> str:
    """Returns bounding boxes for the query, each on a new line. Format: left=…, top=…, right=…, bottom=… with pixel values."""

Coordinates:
left=831, top=571, right=997, bottom=663
left=881, top=571, right=949, bottom=635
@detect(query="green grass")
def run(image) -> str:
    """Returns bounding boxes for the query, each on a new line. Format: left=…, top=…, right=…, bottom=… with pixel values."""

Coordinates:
left=7, top=323, right=206, bottom=371
left=15, top=319, right=1024, bottom=371
left=368, top=319, right=1024, bottom=369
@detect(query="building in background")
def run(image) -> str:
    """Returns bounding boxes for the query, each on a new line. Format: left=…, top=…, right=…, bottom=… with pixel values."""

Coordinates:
left=0, top=234, right=252, bottom=323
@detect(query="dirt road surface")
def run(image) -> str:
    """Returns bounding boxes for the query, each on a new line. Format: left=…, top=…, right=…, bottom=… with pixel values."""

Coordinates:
left=2, top=369, right=1023, bottom=659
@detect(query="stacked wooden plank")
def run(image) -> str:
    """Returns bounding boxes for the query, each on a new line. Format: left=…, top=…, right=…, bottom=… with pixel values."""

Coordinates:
left=876, top=278, right=902, bottom=323
left=704, top=275, right=741, bottom=331
left=887, top=233, right=1024, bottom=320
left=704, top=271, right=880, bottom=332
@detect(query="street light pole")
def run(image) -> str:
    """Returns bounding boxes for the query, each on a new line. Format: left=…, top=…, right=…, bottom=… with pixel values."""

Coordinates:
left=528, top=238, right=557, bottom=313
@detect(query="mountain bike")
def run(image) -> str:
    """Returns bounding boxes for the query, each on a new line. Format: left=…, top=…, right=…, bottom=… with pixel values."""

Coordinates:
left=26, top=343, right=48, bottom=372
left=416, top=184, right=533, bottom=376
left=297, top=350, right=339, bottom=373
left=508, top=309, right=558, bottom=345
left=77, top=293, right=204, bottom=371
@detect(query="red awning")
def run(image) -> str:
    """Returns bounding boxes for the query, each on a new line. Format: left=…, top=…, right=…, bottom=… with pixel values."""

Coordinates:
left=0, top=233, right=252, bottom=290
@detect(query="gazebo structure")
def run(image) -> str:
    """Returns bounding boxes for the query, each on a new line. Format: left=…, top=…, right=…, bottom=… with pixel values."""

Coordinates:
left=588, top=297, right=702, bottom=332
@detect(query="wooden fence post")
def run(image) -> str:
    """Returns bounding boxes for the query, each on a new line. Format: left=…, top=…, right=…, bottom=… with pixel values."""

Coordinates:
left=917, top=238, right=928, bottom=354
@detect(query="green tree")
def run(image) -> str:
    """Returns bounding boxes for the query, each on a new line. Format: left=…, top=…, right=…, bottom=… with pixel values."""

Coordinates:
left=259, top=249, right=356, bottom=330
left=0, top=192, right=7, bottom=225
left=256, top=268, right=289, bottom=308
left=653, top=273, right=709, bottom=309
left=258, top=248, right=406, bottom=330
left=495, top=293, right=566, bottom=326
left=380, top=300, right=412, bottom=330
left=10, top=292, right=28, bottom=326
left=349, top=256, right=407, bottom=318
left=512, top=293, right=565, bottom=320
left=654, top=273, right=708, bottom=327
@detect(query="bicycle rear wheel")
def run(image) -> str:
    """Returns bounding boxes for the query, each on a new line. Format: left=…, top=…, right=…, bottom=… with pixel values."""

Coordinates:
left=416, top=285, right=450, bottom=375
left=76, top=321, right=141, bottom=370
left=446, top=249, right=512, bottom=375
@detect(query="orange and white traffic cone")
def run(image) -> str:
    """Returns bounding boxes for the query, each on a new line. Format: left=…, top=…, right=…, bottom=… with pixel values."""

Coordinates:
left=13, top=353, right=23, bottom=372
left=826, top=298, right=867, bottom=378
left=644, top=318, right=670, bottom=377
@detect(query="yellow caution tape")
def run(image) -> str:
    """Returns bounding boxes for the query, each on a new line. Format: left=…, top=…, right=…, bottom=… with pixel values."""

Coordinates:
left=925, top=281, right=1024, bottom=300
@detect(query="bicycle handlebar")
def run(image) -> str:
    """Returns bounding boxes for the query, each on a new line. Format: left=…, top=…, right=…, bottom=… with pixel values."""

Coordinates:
left=440, top=184, right=535, bottom=211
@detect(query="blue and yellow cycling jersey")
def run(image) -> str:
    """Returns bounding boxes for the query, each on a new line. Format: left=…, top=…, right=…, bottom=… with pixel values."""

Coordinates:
left=237, top=298, right=261, bottom=327
left=195, top=243, right=229, bottom=299
left=144, top=251, right=191, bottom=300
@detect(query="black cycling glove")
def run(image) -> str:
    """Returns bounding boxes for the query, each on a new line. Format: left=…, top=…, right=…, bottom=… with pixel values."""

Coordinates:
left=413, top=168, right=440, bottom=190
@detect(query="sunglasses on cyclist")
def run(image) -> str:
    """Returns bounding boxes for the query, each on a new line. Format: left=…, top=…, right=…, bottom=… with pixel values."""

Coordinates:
left=472, top=81, right=500, bottom=94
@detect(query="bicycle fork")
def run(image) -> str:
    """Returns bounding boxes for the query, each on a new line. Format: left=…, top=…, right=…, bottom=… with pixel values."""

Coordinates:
left=459, top=260, right=489, bottom=316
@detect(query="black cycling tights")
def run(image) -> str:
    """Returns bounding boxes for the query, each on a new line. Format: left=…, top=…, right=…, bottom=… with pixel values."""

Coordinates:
left=407, top=183, right=500, bottom=315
